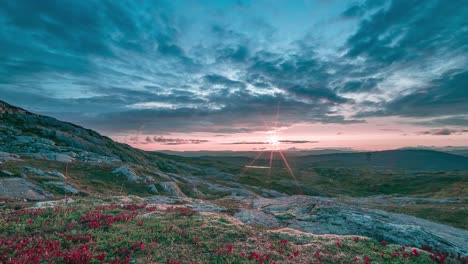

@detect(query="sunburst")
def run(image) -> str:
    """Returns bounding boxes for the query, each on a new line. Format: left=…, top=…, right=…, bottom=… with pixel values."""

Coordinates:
left=241, top=106, right=300, bottom=190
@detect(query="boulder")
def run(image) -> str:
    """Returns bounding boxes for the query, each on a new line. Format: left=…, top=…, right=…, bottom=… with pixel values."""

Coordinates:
left=148, top=184, right=159, bottom=194
left=0, top=152, right=22, bottom=163
left=0, top=178, right=53, bottom=201
left=112, top=166, right=140, bottom=182
left=234, top=209, right=281, bottom=228
left=157, top=182, right=187, bottom=197
left=34, top=198, right=74, bottom=208
left=0, top=170, right=14, bottom=176
left=20, top=166, right=46, bottom=176
left=45, top=181, right=79, bottom=194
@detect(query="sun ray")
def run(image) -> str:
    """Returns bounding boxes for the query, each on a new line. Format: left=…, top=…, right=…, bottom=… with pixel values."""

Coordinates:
left=240, top=151, right=265, bottom=176
left=268, top=150, right=274, bottom=177
left=278, top=150, right=302, bottom=193
left=240, top=103, right=301, bottom=193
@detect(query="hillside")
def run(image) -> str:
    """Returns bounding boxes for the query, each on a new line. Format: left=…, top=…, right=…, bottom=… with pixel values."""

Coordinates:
left=0, top=100, right=152, bottom=164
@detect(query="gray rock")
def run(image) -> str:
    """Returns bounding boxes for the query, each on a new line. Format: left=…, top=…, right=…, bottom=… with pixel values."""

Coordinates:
left=0, top=178, right=53, bottom=200
left=14, top=136, right=37, bottom=144
left=112, top=166, right=140, bottom=182
left=157, top=182, right=187, bottom=197
left=241, top=195, right=468, bottom=255
left=142, top=196, right=226, bottom=213
left=191, top=187, right=207, bottom=198
left=34, top=198, right=74, bottom=208
left=20, top=167, right=66, bottom=179
left=234, top=209, right=281, bottom=228
left=20, top=166, right=46, bottom=176
left=0, top=170, right=14, bottom=176
left=47, top=171, right=66, bottom=179
left=0, top=151, right=22, bottom=162
left=42, top=153, right=74, bottom=162
left=189, top=200, right=226, bottom=212
left=143, top=196, right=183, bottom=204
left=144, top=176, right=155, bottom=183
left=45, top=181, right=79, bottom=194
left=148, top=184, right=159, bottom=194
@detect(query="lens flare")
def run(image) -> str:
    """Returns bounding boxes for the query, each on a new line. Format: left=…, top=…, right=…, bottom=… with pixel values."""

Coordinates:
left=241, top=105, right=301, bottom=193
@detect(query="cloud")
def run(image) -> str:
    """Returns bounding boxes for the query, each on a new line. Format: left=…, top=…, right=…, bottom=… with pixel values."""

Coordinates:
left=0, top=0, right=467, bottom=141
left=417, top=128, right=468, bottom=136
left=336, top=78, right=382, bottom=93
left=226, top=140, right=318, bottom=145
left=203, top=74, right=246, bottom=89
left=127, top=136, right=209, bottom=145
left=345, top=0, right=468, bottom=64
left=356, top=70, right=468, bottom=118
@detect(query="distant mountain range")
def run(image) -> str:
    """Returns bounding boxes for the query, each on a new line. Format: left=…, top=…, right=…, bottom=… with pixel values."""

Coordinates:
left=296, top=149, right=468, bottom=170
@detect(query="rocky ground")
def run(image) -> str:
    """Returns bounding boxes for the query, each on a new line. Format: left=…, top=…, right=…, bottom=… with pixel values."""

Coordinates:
left=0, top=195, right=464, bottom=264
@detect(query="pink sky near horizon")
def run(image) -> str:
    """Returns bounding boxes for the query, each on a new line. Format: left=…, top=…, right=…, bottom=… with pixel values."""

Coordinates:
left=112, top=118, right=468, bottom=151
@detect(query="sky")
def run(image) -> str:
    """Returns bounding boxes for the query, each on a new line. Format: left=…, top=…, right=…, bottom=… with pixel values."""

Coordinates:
left=0, top=0, right=467, bottom=151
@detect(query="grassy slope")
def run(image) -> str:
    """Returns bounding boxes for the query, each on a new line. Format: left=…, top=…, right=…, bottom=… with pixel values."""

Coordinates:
left=0, top=197, right=456, bottom=264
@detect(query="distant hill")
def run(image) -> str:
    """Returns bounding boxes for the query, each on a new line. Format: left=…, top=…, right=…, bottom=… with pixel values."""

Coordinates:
left=297, top=149, right=468, bottom=170
left=159, top=148, right=357, bottom=158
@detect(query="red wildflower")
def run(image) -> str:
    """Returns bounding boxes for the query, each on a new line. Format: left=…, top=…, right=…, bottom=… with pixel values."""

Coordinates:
left=314, top=251, right=322, bottom=261
left=411, top=249, right=419, bottom=257
left=381, top=240, right=387, bottom=246
left=97, top=253, right=107, bottom=261
left=363, top=256, right=371, bottom=264
left=226, top=243, right=233, bottom=254
left=336, top=241, right=341, bottom=247
left=353, top=256, right=358, bottom=262
left=354, top=237, right=359, bottom=242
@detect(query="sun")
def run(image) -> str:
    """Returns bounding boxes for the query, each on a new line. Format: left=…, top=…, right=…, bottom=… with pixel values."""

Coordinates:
left=240, top=104, right=300, bottom=193
left=267, top=133, right=280, bottom=147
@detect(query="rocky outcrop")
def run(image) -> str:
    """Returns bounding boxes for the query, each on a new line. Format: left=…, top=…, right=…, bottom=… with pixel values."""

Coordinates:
left=157, top=182, right=187, bottom=197
left=233, top=195, right=468, bottom=255
left=0, top=170, right=14, bottom=176
left=234, top=209, right=281, bottom=228
left=0, top=178, right=53, bottom=201
left=45, top=181, right=79, bottom=194
left=112, top=166, right=140, bottom=182
left=34, top=198, right=74, bottom=208
left=0, top=100, right=149, bottom=164
left=0, top=151, right=22, bottom=164
left=20, top=166, right=66, bottom=178
left=143, top=196, right=226, bottom=212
